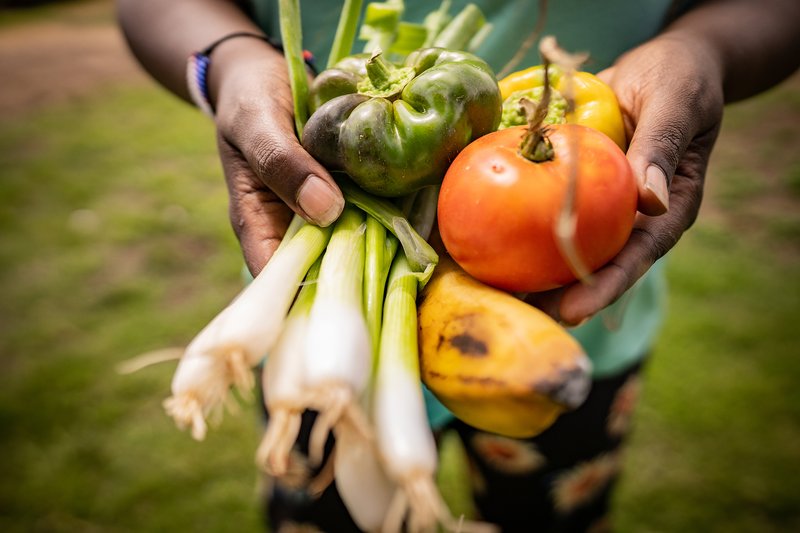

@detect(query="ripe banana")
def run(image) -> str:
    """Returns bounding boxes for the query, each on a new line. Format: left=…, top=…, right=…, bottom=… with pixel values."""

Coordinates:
left=418, top=254, right=592, bottom=438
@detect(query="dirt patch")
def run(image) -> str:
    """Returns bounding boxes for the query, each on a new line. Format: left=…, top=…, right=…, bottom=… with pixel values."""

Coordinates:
left=0, top=0, right=148, bottom=119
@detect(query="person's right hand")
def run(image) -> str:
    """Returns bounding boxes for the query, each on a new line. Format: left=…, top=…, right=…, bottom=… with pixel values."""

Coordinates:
left=209, top=39, right=344, bottom=275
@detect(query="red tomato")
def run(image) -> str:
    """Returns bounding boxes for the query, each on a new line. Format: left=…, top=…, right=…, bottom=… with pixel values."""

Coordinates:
left=438, top=123, right=637, bottom=293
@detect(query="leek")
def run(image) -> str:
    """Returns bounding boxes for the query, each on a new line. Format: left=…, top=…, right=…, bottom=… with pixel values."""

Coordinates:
left=373, top=251, right=440, bottom=530
left=303, top=206, right=372, bottom=464
left=256, top=258, right=321, bottom=475
left=363, top=216, right=399, bottom=362
left=374, top=251, right=497, bottom=533
left=336, top=175, right=437, bottom=282
left=164, top=222, right=331, bottom=440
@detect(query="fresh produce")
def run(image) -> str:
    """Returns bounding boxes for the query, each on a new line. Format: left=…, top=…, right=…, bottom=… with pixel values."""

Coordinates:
left=418, top=252, right=591, bottom=438
left=357, top=0, right=490, bottom=60
left=438, top=37, right=637, bottom=295
left=156, top=2, right=598, bottom=531
left=498, top=64, right=628, bottom=150
left=375, top=251, right=496, bottom=533
left=163, top=221, right=331, bottom=440
left=315, top=0, right=491, bottom=107
left=256, top=259, right=321, bottom=475
left=438, top=120, right=636, bottom=293
left=373, top=252, right=443, bottom=530
left=278, top=0, right=310, bottom=135
left=302, top=47, right=502, bottom=197
left=302, top=206, right=372, bottom=464
left=332, top=416, right=395, bottom=532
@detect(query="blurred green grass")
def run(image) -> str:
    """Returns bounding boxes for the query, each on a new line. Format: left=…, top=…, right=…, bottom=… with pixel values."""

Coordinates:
left=1, top=9, right=799, bottom=533
left=0, top=88, right=267, bottom=532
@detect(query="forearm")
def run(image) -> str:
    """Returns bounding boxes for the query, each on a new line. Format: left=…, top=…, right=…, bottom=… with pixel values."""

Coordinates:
left=115, top=0, right=281, bottom=103
left=662, top=0, right=800, bottom=103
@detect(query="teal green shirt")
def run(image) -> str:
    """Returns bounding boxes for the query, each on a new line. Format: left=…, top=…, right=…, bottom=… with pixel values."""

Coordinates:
left=249, top=0, right=677, bottom=428
left=251, top=0, right=677, bottom=73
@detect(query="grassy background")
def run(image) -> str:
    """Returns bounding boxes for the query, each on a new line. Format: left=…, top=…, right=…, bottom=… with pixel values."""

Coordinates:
left=1, top=2, right=798, bottom=532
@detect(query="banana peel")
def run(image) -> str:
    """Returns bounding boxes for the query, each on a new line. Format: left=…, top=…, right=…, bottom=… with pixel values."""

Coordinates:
left=417, top=253, right=592, bottom=438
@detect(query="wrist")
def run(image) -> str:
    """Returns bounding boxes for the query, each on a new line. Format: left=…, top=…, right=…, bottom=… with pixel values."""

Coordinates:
left=188, top=30, right=316, bottom=119
left=206, top=37, right=286, bottom=112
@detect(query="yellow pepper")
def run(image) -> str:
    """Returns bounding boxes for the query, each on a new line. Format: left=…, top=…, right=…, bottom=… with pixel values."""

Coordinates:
left=498, top=65, right=627, bottom=150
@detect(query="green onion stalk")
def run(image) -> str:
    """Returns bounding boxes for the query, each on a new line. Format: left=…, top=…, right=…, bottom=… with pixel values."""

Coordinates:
left=165, top=222, right=332, bottom=441
left=329, top=0, right=366, bottom=68
left=256, top=258, right=322, bottom=476
left=303, top=207, right=372, bottom=466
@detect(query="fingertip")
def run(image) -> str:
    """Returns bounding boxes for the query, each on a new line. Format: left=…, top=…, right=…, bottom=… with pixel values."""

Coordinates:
left=637, top=164, right=669, bottom=216
left=296, top=174, right=344, bottom=227
left=628, top=150, right=669, bottom=215
left=557, top=303, right=593, bottom=328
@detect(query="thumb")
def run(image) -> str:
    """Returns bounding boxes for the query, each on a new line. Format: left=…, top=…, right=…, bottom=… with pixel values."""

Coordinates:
left=624, top=89, right=699, bottom=217
left=229, top=110, right=344, bottom=228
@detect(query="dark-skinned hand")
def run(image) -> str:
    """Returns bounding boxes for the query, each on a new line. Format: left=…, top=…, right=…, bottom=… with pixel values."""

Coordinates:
left=525, top=35, right=724, bottom=325
left=210, top=40, right=344, bottom=276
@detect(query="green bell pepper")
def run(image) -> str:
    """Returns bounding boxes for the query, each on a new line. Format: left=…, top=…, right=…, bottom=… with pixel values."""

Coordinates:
left=302, top=47, right=502, bottom=197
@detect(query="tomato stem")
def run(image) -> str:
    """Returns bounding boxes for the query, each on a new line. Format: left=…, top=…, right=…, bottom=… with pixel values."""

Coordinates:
left=538, top=36, right=595, bottom=285
left=518, top=61, right=555, bottom=163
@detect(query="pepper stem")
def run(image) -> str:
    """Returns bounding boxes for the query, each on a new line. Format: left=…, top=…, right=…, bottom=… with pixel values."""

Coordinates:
left=365, top=49, right=395, bottom=89
left=358, top=49, right=416, bottom=99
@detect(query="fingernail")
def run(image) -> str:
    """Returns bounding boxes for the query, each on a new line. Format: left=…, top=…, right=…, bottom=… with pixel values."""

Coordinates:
left=645, top=165, right=669, bottom=212
left=297, top=175, right=344, bottom=227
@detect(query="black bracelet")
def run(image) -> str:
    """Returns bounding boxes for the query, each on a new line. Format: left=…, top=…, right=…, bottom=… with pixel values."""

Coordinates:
left=186, top=31, right=316, bottom=117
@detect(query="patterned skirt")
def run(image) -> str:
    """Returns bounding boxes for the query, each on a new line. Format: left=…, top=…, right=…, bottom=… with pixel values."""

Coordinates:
left=261, top=360, right=645, bottom=533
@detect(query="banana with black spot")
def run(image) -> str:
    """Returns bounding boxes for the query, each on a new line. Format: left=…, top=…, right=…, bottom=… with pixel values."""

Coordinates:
left=418, top=253, right=592, bottom=438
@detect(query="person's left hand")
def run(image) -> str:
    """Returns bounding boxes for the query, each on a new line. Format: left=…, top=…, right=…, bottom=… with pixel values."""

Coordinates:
left=525, top=34, right=725, bottom=325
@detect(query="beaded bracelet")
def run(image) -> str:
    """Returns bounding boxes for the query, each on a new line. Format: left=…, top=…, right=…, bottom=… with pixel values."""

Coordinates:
left=186, top=31, right=315, bottom=118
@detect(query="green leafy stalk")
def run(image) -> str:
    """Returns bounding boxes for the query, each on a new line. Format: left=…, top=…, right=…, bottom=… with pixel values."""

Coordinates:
left=407, top=185, right=439, bottom=240
left=328, top=0, right=365, bottom=69
left=468, top=21, right=493, bottom=52
left=380, top=251, right=420, bottom=374
left=319, top=206, right=366, bottom=306
left=389, top=22, right=429, bottom=56
left=336, top=176, right=437, bottom=283
left=292, top=257, right=322, bottom=316
left=432, top=3, right=486, bottom=51
left=278, top=0, right=309, bottom=135
left=423, top=0, right=452, bottom=47
left=274, top=214, right=307, bottom=254
left=364, top=216, right=399, bottom=364
left=359, top=0, right=404, bottom=53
